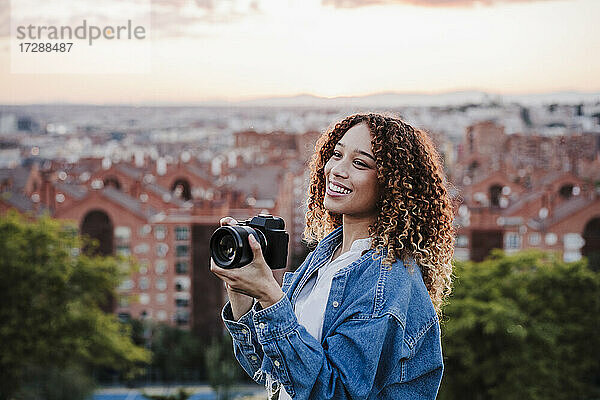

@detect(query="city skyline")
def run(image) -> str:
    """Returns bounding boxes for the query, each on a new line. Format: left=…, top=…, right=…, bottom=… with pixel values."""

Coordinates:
left=1, top=0, right=599, bottom=104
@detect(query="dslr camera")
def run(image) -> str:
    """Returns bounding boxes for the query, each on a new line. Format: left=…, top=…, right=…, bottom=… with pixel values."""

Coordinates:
left=210, top=214, right=289, bottom=269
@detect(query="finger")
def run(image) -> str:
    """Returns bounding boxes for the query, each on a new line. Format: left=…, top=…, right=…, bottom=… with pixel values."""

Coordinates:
left=248, top=234, right=266, bottom=263
left=230, top=287, right=253, bottom=297
left=210, top=261, right=235, bottom=279
left=213, top=270, right=236, bottom=286
left=220, top=217, right=237, bottom=226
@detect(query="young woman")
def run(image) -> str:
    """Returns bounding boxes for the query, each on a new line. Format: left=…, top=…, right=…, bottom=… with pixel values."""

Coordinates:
left=211, top=113, right=455, bottom=399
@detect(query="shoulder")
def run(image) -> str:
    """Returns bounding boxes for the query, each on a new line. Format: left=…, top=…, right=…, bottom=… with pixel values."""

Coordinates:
left=371, top=256, right=439, bottom=346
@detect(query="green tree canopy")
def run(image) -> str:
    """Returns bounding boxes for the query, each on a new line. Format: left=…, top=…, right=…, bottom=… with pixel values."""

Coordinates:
left=149, top=322, right=205, bottom=382
left=440, top=250, right=600, bottom=400
left=0, top=212, right=150, bottom=399
left=205, top=334, right=243, bottom=400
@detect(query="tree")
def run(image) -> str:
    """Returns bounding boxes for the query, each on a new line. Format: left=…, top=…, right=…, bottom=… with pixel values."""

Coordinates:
left=205, top=334, right=244, bottom=400
left=12, top=364, right=96, bottom=400
left=0, top=212, right=150, bottom=399
left=439, top=250, right=600, bottom=400
left=149, top=322, right=205, bottom=382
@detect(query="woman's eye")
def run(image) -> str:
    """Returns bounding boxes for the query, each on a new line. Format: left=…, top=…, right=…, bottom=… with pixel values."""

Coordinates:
left=332, top=151, right=342, bottom=158
left=353, top=160, right=368, bottom=168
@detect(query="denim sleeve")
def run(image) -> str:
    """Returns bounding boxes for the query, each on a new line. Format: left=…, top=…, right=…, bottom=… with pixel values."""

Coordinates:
left=252, top=295, right=408, bottom=399
left=221, top=301, right=265, bottom=383
left=221, top=251, right=316, bottom=385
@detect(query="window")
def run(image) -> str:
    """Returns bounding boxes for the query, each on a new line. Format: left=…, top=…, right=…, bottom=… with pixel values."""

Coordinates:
left=175, top=226, right=190, bottom=241
left=134, top=243, right=149, bottom=254
left=528, top=233, right=541, bottom=246
left=115, top=226, right=132, bottom=241
left=176, top=311, right=189, bottom=326
left=138, top=259, right=149, bottom=275
left=156, top=278, right=167, bottom=291
left=156, top=294, right=166, bottom=305
left=489, top=185, right=503, bottom=207
left=176, top=245, right=189, bottom=258
left=156, top=243, right=169, bottom=257
left=563, top=233, right=584, bottom=250
left=456, top=235, right=469, bottom=248
left=118, top=313, right=131, bottom=322
left=116, top=245, right=131, bottom=257
left=175, top=261, right=189, bottom=274
left=155, top=259, right=168, bottom=275
left=118, top=295, right=130, bottom=308
left=115, top=226, right=131, bottom=256
left=559, top=184, right=574, bottom=199
left=563, top=251, right=582, bottom=262
left=176, top=298, right=189, bottom=307
left=139, top=294, right=150, bottom=305
left=139, top=277, right=150, bottom=290
left=154, top=225, right=167, bottom=240
left=454, top=248, right=470, bottom=261
left=174, top=277, right=190, bottom=292
left=139, top=224, right=151, bottom=237
left=157, top=310, right=167, bottom=321
left=545, top=233, right=558, bottom=246
left=119, top=279, right=134, bottom=290
left=504, top=233, right=521, bottom=250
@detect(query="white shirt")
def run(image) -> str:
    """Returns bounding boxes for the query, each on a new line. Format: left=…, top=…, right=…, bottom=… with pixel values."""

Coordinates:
left=279, top=237, right=372, bottom=400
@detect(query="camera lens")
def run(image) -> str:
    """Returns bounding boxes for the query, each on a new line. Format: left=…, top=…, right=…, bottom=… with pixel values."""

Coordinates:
left=210, top=228, right=242, bottom=267
left=209, top=225, right=267, bottom=269
left=217, top=234, right=236, bottom=261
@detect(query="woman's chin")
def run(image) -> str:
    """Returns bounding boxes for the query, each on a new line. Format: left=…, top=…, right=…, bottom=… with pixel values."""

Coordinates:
left=324, top=198, right=348, bottom=215
left=323, top=198, right=340, bottom=214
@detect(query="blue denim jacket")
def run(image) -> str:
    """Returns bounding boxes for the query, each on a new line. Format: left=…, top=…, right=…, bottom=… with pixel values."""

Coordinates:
left=222, top=226, right=443, bottom=399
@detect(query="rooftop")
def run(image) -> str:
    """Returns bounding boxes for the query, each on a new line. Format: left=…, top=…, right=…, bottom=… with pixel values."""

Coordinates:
left=102, top=187, right=158, bottom=220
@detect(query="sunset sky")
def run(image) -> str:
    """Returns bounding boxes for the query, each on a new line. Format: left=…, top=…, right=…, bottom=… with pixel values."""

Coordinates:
left=0, top=0, right=599, bottom=104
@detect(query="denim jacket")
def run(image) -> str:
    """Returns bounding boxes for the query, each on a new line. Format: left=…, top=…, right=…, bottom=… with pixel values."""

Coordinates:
left=222, top=226, right=443, bottom=399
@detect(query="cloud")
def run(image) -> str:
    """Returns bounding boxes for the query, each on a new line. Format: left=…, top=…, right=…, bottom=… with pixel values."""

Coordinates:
left=0, top=0, right=262, bottom=41
left=322, top=0, right=564, bottom=7
left=151, top=0, right=263, bottom=38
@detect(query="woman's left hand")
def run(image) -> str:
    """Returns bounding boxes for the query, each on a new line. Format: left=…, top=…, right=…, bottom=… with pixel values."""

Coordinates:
left=210, top=234, right=284, bottom=309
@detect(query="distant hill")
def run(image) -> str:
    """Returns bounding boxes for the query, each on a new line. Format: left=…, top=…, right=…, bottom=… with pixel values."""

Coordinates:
left=193, top=90, right=600, bottom=108
left=3, top=90, right=600, bottom=108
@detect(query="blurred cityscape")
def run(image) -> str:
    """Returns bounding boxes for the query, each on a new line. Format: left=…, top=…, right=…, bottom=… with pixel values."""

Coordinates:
left=1, top=98, right=599, bottom=337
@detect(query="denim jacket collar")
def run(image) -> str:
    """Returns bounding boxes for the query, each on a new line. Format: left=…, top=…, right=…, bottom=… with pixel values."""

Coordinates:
left=290, top=226, right=385, bottom=306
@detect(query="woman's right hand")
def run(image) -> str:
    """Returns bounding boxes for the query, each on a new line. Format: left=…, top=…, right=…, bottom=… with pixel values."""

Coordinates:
left=213, top=217, right=254, bottom=321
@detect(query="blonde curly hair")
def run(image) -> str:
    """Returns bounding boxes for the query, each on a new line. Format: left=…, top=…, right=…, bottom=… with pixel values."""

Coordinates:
left=303, top=113, right=455, bottom=314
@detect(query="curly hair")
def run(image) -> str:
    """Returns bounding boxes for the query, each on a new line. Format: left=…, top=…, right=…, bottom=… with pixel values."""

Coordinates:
left=303, top=113, right=455, bottom=314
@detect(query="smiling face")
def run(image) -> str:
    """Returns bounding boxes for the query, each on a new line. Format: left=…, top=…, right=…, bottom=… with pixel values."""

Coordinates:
left=323, top=123, right=380, bottom=221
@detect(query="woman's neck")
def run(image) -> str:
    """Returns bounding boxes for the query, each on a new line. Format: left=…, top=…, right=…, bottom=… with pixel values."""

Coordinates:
left=338, top=214, right=374, bottom=254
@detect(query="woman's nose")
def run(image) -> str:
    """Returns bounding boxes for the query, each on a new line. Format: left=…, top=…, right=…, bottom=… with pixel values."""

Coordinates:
left=331, top=159, right=349, bottom=178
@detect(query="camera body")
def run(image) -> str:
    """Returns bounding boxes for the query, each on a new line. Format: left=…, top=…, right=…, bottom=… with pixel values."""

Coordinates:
left=210, top=214, right=289, bottom=269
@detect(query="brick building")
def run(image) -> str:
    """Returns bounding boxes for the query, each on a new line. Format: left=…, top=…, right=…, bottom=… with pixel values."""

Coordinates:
left=453, top=121, right=600, bottom=266
left=6, top=121, right=598, bottom=336
left=0, top=129, right=318, bottom=338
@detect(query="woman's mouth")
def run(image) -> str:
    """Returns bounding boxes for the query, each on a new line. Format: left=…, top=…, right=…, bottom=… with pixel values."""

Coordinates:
left=326, top=182, right=352, bottom=197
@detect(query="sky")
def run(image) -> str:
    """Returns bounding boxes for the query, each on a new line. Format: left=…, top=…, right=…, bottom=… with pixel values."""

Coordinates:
left=0, top=0, right=599, bottom=104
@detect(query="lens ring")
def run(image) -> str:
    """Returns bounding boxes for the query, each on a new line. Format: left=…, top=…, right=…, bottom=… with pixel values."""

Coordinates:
left=210, top=225, right=260, bottom=268
left=210, top=227, right=243, bottom=267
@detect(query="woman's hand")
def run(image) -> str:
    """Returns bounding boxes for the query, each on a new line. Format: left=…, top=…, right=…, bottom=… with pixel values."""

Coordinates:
left=211, top=217, right=284, bottom=314
left=213, top=217, right=253, bottom=320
